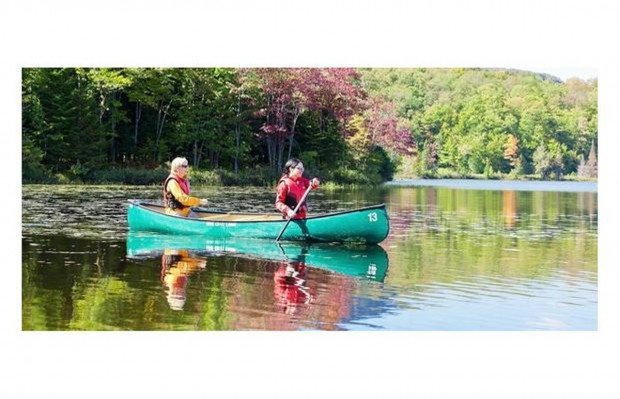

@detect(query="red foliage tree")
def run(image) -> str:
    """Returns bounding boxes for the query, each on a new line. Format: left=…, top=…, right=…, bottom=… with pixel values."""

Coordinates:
left=253, top=68, right=366, bottom=170
left=364, top=97, right=415, bottom=155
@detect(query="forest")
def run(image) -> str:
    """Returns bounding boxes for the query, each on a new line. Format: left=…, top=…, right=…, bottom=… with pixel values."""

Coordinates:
left=22, top=67, right=598, bottom=185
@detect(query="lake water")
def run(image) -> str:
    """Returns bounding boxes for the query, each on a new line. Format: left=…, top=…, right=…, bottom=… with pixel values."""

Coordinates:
left=21, top=181, right=597, bottom=330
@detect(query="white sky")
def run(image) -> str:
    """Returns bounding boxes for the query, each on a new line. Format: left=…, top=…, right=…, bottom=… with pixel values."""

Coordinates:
left=522, top=68, right=598, bottom=81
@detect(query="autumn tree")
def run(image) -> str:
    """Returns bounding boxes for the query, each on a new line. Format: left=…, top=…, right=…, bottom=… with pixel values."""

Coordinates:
left=254, top=68, right=366, bottom=171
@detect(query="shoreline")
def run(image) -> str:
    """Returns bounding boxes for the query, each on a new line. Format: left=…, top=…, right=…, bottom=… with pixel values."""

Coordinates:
left=22, top=177, right=598, bottom=193
left=386, top=178, right=598, bottom=192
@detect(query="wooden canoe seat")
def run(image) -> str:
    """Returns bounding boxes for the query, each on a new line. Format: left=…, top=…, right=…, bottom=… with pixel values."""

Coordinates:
left=198, top=213, right=281, bottom=222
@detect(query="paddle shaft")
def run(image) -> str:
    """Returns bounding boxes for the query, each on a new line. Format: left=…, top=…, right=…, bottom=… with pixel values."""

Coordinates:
left=275, top=184, right=313, bottom=241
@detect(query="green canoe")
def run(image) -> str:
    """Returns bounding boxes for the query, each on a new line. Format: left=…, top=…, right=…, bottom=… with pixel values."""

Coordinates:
left=127, top=200, right=389, bottom=244
left=126, top=232, right=389, bottom=282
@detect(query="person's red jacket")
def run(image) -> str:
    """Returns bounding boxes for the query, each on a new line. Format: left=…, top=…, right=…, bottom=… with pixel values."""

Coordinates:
left=275, top=176, right=312, bottom=219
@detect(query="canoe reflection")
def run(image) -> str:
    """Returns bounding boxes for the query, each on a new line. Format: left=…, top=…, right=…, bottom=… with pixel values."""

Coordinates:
left=127, top=232, right=389, bottom=312
left=127, top=232, right=389, bottom=281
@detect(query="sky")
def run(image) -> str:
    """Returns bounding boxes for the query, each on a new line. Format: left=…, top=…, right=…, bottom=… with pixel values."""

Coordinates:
left=524, top=68, right=597, bottom=81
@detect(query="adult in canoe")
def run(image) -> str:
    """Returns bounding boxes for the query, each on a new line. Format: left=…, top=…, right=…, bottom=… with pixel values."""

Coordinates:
left=163, top=157, right=208, bottom=218
left=275, top=158, right=320, bottom=220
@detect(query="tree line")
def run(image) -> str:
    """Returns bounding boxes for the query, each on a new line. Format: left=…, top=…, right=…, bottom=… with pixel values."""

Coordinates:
left=361, top=68, right=597, bottom=179
left=22, top=67, right=597, bottom=184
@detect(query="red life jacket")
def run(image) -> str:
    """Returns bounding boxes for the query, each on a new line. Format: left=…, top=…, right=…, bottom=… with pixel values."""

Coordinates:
left=276, top=176, right=310, bottom=219
left=163, top=174, right=190, bottom=210
left=273, top=262, right=311, bottom=311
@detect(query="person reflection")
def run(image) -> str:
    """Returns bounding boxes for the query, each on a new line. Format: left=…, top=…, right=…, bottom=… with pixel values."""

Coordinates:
left=273, top=259, right=313, bottom=315
left=160, top=249, right=207, bottom=310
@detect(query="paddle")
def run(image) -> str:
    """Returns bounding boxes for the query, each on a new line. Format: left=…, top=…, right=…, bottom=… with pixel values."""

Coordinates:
left=275, top=184, right=313, bottom=242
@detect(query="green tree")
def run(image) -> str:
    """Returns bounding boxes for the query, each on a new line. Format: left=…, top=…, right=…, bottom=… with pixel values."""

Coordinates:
left=174, top=68, right=233, bottom=168
left=22, top=69, right=50, bottom=180
left=126, top=68, right=182, bottom=162
left=33, top=68, right=105, bottom=172
left=88, top=68, right=132, bottom=163
left=533, top=144, right=564, bottom=179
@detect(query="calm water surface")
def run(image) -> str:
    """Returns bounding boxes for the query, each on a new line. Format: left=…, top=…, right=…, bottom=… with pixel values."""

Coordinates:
left=22, top=182, right=597, bottom=330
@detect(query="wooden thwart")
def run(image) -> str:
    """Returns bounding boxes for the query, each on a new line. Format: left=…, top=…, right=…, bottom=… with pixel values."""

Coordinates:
left=197, top=213, right=280, bottom=222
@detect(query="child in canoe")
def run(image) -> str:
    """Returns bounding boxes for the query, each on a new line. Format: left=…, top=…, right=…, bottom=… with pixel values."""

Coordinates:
left=275, top=158, right=320, bottom=220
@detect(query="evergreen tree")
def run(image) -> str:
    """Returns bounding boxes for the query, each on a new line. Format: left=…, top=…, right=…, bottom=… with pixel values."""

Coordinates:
left=32, top=68, right=105, bottom=172
left=22, top=69, right=49, bottom=180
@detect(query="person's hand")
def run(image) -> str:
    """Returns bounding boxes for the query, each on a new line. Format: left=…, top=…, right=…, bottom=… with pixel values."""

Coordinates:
left=199, top=198, right=209, bottom=206
left=311, top=177, right=320, bottom=188
left=286, top=209, right=296, bottom=219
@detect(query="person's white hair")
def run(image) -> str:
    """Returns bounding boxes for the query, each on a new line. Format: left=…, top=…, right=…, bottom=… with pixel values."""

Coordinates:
left=170, top=157, right=188, bottom=173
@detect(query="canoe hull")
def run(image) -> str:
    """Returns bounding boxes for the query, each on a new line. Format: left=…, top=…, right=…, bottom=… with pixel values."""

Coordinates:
left=127, top=201, right=389, bottom=244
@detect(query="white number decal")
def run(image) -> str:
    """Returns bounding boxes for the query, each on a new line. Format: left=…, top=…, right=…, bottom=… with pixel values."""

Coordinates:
left=368, top=212, right=378, bottom=222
